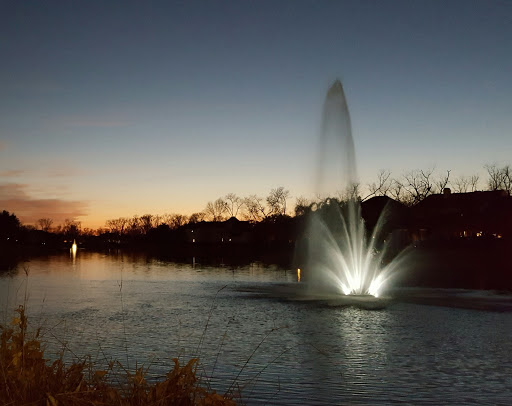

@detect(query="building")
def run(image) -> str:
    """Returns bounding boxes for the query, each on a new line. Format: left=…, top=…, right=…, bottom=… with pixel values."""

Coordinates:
left=411, top=189, right=512, bottom=241
left=184, top=217, right=253, bottom=244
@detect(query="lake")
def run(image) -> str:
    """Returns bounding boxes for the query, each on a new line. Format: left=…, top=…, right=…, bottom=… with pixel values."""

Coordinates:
left=1, top=250, right=511, bottom=405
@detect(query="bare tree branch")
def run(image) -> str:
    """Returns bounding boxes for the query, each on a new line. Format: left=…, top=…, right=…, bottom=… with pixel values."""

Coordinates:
left=362, top=169, right=391, bottom=201
left=294, top=196, right=310, bottom=217
left=225, top=193, right=244, bottom=218
left=266, top=187, right=290, bottom=216
left=204, top=198, right=228, bottom=221
left=37, top=218, right=53, bottom=232
left=433, top=169, right=451, bottom=194
left=242, top=195, right=268, bottom=222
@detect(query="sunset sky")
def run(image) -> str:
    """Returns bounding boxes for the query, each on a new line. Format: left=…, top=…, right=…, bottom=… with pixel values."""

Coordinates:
left=1, top=0, right=511, bottom=228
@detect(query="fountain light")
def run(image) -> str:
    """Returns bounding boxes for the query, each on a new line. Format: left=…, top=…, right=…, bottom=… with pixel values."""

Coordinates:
left=368, top=274, right=385, bottom=298
left=71, top=239, right=77, bottom=263
left=303, top=80, right=409, bottom=301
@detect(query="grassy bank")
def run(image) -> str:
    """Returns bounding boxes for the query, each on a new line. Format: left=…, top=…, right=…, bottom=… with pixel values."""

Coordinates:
left=0, top=306, right=237, bottom=405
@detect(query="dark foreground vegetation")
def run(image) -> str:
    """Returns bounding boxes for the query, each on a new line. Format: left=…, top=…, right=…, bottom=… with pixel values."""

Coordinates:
left=0, top=306, right=237, bottom=406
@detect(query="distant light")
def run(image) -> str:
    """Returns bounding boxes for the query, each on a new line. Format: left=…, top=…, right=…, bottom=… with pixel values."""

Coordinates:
left=297, top=268, right=301, bottom=282
left=71, top=240, right=77, bottom=262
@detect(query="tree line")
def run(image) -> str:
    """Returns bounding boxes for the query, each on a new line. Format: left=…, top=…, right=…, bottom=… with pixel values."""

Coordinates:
left=4, top=163, right=512, bottom=238
left=102, top=186, right=291, bottom=237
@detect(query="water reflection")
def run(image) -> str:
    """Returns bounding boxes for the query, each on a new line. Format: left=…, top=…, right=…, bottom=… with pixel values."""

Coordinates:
left=70, top=240, right=77, bottom=265
left=0, top=253, right=511, bottom=405
left=0, top=251, right=297, bottom=283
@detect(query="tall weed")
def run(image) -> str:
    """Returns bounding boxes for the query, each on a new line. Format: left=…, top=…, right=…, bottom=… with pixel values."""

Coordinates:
left=0, top=305, right=237, bottom=405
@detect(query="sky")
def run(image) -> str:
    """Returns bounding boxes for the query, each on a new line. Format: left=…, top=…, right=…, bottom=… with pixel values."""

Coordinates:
left=1, top=0, right=511, bottom=229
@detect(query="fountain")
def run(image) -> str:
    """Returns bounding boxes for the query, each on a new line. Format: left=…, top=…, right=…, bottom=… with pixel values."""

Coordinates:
left=238, top=80, right=410, bottom=308
left=300, top=79, right=410, bottom=305
left=316, top=79, right=356, bottom=196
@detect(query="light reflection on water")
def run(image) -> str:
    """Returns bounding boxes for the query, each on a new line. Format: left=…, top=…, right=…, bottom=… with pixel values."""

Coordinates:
left=1, top=251, right=512, bottom=405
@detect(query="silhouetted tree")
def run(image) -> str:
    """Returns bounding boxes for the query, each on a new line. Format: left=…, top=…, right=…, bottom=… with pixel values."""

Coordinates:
left=139, top=214, right=154, bottom=234
left=337, top=182, right=361, bottom=202
left=314, top=196, right=343, bottom=213
left=433, top=169, right=451, bottom=194
left=405, top=169, right=433, bottom=203
left=389, top=178, right=407, bottom=204
left=452, top=174, right=480, bottom=193
left=364, top=168, right=452, bottom=202
left=188, top=212, right=206, bottom=224
left=127, top=215, right=142, bottom=236
left=81, top=228, right=97, bottom=237
left=384, top=167, right=453, bottom=205
left=0, top=210, right=21, bottom=239
left=363, top=169, right=392, bottom=201
left=105, top=217, right=129, bottom=235
left=469, top=174, right=480, bottom=192
left=37, top=218, right=53, bottom=232
left=243, top=195, right=269, bottom=222
left=225, top=193, right=244, bottom=218
left=294, top=196, right=310, bottom=217
left=169, top=213, right=188, bottom=229
left=485, top=164, right=512, bottom=194
left=160, top=213, right=173, bottom=226
left=152, top=214, right=164, bottom=227
left=204, top=198, right=228, bottom=221
left=266, top=187, right=290, bottom=216
left=62, top=219, right=81, bottom=239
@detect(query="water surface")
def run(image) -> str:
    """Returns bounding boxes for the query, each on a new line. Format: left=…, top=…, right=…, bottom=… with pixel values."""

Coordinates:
left=1, top=251, right=511, bottom=405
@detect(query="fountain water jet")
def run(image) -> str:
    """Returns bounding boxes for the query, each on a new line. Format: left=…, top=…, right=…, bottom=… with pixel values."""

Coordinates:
left=303, top=80, right=409, bottom=300
left=316, top=79, right=356, bottom=195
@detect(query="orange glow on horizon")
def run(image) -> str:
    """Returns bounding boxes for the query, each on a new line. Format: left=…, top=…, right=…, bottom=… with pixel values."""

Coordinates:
left=77, top=204, right=207, bottom=230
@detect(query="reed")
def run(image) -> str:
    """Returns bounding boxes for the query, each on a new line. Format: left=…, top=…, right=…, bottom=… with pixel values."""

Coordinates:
left=0, top=305, right=237, bottom=405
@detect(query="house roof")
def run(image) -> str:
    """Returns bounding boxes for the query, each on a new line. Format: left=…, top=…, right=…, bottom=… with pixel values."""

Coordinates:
left=184, top=217, right=251, bottom=231
left=361, top=195, right=410, bottom=229
left=412, top=190, right=512, bottom=231
left=415, top=190, right=509, bottom=211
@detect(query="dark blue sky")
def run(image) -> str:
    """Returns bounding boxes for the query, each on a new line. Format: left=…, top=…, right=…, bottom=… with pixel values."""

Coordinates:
left=1, top=0, right=511, bottom=226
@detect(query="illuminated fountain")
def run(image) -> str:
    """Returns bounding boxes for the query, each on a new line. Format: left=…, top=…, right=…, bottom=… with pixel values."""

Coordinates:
left=238, top=80, right=410, bottom=306
left=71, top=239, right=77, bottom=254
left=304, top=198, right=406, bottom=299
left=303, top=80, right=408, bottom=301
left=71, top=239, right=77, bottom=264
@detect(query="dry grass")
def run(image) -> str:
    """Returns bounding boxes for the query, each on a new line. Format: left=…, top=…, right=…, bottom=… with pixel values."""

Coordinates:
left=0, top=305, right=237, bottom=406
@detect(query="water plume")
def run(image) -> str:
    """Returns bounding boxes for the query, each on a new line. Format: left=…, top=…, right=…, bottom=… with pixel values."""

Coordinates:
left=316, top=79, right=357, bottom=197
left=305, top=80, right=407, bottom=298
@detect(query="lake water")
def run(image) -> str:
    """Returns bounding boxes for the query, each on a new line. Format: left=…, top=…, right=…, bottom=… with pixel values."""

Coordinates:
left=1, top=250, right=511, bottom=405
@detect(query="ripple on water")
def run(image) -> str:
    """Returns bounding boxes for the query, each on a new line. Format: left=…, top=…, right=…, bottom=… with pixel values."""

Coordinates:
left=1, top=254, right=511, bottom=405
